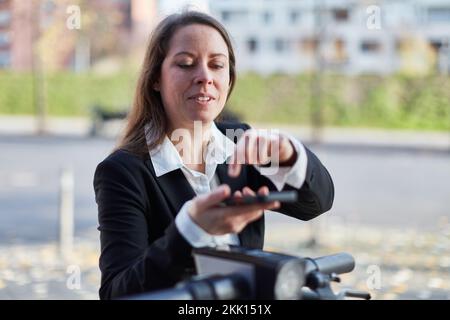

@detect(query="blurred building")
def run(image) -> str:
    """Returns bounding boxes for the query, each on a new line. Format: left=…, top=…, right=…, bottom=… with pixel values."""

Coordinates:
left=0, top=0, right=34, bottom=70
left=158, top=0, right=208, bottom=16
left=209, top=0, right=450, bottom=75
left=1, top=0, right=449, bottom=74
left=131, top=0, right=158, bottom=44
left=0, top=0, right=10, bottom=68
left=0, top=0, right=157, bottom=71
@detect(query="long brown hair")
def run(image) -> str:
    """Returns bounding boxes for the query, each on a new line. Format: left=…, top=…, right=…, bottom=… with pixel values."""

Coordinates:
left=116, top=11, right=237, bottom=157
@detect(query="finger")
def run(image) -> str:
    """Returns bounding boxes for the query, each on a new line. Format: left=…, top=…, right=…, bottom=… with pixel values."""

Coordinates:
left=228, top=132, right=248, bottom=177
left=257, top=136, right=270, bottom=165
left=232, top=199, right=280, bottom=225
left=227, top=151, right=238, bottom=177
left=269, top=135, right=281, bottom=164
left=257, top=186, right=270, bottom=196
left=228, top=131, right=256, bottom=177
left=234, top=209, right=264, bottom=227
left=246, top=134, right=258, bottom=164
left=194, top=184, right=230, bottom=213
left=246, top=210, right=264, bottom=224
left=242, top=186, right=255, bottom=196
left=233, top=190, right=243, bottom=198
left=277, top=135, right=294, bottom=163
left=270, top=201, right=281, bottom=210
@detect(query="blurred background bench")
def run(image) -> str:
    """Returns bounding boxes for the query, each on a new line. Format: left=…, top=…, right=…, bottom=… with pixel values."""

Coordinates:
left=89, top=105, right=128, bottom=137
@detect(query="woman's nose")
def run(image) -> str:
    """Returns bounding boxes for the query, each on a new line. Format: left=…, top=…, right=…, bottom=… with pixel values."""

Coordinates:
left=194, top=64, right=213, bottom=85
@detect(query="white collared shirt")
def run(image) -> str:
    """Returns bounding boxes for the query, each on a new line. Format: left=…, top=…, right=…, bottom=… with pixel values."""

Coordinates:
left=147, top=122, right=308, bottom=248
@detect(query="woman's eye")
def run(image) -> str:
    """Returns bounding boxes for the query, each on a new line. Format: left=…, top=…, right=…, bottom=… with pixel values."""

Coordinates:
left=178, top=64, right=193, bottom=69
left=212, top=64, right=225, bottom=69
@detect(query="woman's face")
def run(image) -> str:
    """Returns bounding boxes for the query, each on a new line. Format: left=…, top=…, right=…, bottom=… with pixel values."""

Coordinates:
left=157, top=24, right=230, bottom=130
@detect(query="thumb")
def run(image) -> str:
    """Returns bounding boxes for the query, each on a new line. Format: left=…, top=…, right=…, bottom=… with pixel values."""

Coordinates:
left=194, top=184, right=230, bottom=213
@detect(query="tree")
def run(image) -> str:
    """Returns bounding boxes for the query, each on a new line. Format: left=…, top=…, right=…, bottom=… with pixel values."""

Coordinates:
left=27, top=0, right=130, bottom=133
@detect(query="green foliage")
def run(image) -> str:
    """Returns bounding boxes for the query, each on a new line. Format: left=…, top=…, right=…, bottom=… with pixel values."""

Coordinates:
left=0, top=71, right=448, bottom=130
left=0, top=72, right=34, bottom=115
left=0, top=71, right=136, bottom=117
left=228, top=73, right=449, bottom=131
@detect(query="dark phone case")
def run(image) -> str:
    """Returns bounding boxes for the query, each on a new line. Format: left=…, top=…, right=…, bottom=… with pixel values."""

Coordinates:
left=220, top=191, right=298, bottom=207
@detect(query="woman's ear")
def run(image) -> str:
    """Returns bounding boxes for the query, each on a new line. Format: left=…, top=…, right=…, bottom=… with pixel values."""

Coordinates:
left=153, top=81, right=160, bottom=91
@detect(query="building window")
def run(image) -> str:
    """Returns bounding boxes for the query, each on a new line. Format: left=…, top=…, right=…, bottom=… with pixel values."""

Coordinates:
left=427, top=7, right=450, bottom=24
left=221, top=10, right=248, bottom=24
left=334, top=39, right=347, bottom=62
left=42, top=0, right=56, bottom=13
left=247, top=38, right=258, bottom=54
left=263, top=12, right=273, bottom=24
left=221, top=11, right=230, bottom=22
left=361, top=40, right=382, bottom=53
left=395, top=39, right=406, bottom=51
left=0, top=32, right=9, bottom=47
left=289, top=11, right=301, bottom=24
left=274, top=38, right=290, bottom=53
left=0, top=51, right=10, bottom=68
left=429, top=40, right=444, bottom=52
left=332, top=9, right=349, bottom=22
left=0, top=10, right=11, bottom=27
left=301, top=38, right=319, bottom=54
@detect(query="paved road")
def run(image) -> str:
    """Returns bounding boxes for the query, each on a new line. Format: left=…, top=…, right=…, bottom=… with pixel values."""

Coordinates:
left=0, top=135, right=449, bottom=244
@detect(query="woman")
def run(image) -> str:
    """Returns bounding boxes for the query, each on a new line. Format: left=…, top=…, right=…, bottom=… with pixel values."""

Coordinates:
left=94, top=11, right=334, bottom=300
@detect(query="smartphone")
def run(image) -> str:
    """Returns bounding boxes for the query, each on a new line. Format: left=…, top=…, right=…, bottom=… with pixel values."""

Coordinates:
left=219, top=191, right=298, bottom=207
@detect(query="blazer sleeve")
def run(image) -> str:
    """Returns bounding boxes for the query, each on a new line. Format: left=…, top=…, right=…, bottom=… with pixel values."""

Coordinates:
left=94, top=158, right=193, bottom=300
left=241, top=124, right=334, bottom=221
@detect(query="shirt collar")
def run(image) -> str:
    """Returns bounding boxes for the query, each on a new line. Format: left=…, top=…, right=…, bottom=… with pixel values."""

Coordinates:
left=147, top=122, right=236, bottom=178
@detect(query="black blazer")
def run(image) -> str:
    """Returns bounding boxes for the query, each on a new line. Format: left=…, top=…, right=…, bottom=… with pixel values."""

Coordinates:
left=94, top=121, right=334, bottom=300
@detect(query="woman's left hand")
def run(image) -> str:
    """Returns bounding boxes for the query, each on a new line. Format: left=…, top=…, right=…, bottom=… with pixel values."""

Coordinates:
left=228, top=129, right=297, bottom=177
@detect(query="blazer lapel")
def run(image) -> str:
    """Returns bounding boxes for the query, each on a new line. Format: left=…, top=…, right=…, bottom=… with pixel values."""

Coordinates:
left=156, top=170, right=197, bottom=215
left=215, top=163, right=247, bottom=194
left=146, top=158, right=196, bottom=216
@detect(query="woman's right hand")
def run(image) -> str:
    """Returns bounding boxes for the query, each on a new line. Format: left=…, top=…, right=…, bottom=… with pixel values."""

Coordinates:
left=188, top=184, right=280, bottom=235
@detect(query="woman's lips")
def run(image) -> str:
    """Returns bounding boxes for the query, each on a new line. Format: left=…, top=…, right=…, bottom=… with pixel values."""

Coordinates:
left=192, top=96, right=212, bottom=102
left=188, top=94, right=216, bottom=106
